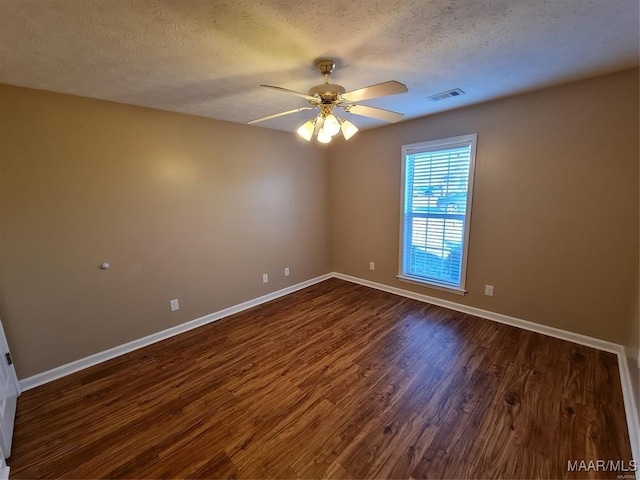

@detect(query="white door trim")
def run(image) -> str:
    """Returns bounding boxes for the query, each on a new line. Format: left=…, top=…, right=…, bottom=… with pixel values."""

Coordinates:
left=0, top=321, right=20, bottom=398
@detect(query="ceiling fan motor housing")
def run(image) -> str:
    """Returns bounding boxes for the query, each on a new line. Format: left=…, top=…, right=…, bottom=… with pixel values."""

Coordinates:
left=308, top=83, right=346, bottom=103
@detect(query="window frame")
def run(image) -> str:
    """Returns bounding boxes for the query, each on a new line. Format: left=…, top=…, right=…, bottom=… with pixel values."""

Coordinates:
left=398, top=133, right=478, bottom=295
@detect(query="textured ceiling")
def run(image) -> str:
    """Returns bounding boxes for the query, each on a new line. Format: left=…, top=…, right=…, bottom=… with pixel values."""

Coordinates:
left=0, top=0, right=638, bottom=132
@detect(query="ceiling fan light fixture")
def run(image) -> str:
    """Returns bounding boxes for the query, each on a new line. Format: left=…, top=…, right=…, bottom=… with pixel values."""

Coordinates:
left=323, top=113, right=341, bottom=136
left=317, top=127, right=332, bottom=144
left=340, top=119, right=358, bottom=140
left=251, top=59, right=407, bottom=144
left=296, top=118, right=315, bottom=141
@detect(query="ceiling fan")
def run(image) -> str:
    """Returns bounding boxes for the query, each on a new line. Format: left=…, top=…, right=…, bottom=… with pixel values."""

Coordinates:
left=248, top=59, right=408, bottom=143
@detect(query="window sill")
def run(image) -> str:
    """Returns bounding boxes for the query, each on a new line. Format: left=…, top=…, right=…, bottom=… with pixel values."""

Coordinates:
left=397, top=275, right=467, bottom=296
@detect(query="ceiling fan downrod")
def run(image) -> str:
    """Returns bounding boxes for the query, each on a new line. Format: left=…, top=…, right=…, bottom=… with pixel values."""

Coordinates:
left=308, top=59, right=345, bottom=103
left=315, top=59, right=335, bottom=83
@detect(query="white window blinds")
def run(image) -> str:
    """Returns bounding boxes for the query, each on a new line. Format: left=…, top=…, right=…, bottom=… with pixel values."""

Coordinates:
left=400, top=134, right=477, bottom=292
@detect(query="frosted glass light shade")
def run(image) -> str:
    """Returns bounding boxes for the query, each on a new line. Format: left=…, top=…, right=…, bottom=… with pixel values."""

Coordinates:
left=323, top=113, right=340, bottom=136
left=317, top=128, right=332, bottom=143
left=340, top=119, right=358, bottom=140
left=296, top=119, right=315, bottom=141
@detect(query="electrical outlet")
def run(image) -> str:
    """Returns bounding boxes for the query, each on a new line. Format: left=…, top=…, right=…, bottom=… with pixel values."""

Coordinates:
left=170, top=299, right=179, bottom=311
left=284, top=267, right=290, bottom=277
left=262, top=273, right=269, bottom=283
left=369, top=261, right=375, bottom=271
left=484, top=285, right=494, bottom=296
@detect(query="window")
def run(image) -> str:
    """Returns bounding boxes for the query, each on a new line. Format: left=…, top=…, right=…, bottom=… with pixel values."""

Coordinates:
left=399, top=134, right=477, bottom=294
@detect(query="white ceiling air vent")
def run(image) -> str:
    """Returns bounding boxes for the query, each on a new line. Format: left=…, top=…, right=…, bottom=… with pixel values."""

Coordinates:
left=427, top=88, right=465, bottom=102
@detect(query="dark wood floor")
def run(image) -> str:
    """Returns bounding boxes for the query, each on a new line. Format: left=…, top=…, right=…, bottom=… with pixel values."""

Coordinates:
left=9, top=279, right=632, bottom=479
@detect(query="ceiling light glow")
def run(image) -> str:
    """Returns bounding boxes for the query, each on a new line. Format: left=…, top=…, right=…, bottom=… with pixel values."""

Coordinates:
left=340, top=119, right=358, bottom=140
left=296, top=119, right=315, bottom=141
left=296, top=111, right=358, bottom=143
left=317, top=128, right=332, bottom=143
left=323, top=113, right=340, bottom=136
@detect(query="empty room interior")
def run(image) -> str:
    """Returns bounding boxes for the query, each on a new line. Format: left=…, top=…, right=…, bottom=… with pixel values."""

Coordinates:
left=0, top=1, right=639, bottom=479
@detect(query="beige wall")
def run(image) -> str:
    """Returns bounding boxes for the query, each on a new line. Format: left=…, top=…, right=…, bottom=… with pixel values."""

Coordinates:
left=0, top=84, right=330, bottom=378
left=330, top=68, right=639, bottom=345
left=1, top=68, right=638, bottom=380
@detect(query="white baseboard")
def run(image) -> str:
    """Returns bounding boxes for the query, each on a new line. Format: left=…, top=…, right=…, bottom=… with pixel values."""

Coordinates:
left=332, top=273, right=622, bottom=353
left=18, top=273, right=333, bottom=391
left=618, top=350, right=640, bottom=466
left=627, top=346, right=640, bottom=371
left=333, top=272, right=640, bottom=463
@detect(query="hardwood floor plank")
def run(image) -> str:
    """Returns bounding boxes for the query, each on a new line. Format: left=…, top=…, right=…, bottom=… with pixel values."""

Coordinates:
left=8, top=278, right=632, bottom=479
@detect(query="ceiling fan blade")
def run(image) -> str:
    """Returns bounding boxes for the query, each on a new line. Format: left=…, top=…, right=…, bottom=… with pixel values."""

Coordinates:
left=260, top=85, right=319, bottom=103
left=247, top=106, right=316, bottom=124
left=341, top=81, right=408, bottom=102
left=343, top=104, right=404, bottom=123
